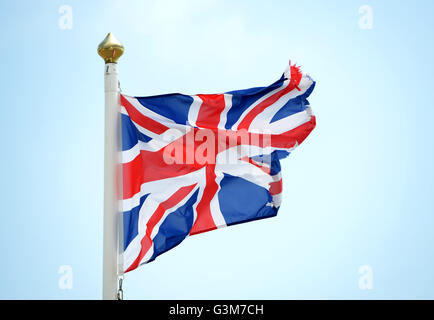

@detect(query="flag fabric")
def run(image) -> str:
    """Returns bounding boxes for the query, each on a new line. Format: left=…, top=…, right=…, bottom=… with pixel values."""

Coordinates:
left=121, top=63, right=316, bottom=272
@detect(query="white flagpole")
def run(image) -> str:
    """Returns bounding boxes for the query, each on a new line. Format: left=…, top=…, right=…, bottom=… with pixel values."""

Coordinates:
left=98, top=33, right=124, bottom=300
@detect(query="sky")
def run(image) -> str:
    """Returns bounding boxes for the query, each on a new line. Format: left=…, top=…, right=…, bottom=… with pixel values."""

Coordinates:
left=0, top=0, right=434, bottom=299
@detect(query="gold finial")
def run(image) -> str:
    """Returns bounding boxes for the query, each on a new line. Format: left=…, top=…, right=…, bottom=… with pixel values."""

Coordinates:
left=98, top=32, right=124, bottom=63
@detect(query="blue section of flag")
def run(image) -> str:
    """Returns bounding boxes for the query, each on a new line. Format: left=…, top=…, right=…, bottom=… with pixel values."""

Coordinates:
left=270, top=151, right=288, bottom=175
left=149, top=189, right=199, bottom=262
left=137, top=94, right=193, bottom=125
left=218, top=173, right=278, bottom=225
left=123, top=193, right=150, bottom=250
left=122, top=113, right=152, bottom=151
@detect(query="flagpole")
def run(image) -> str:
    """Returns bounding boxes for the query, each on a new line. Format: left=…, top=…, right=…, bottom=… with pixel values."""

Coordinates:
left=98, top=33, right=124, bottom=300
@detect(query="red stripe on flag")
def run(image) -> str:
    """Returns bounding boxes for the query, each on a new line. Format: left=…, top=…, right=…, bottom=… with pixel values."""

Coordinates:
left=189, top=165, right=218, bottom=235
left=195, top=94, right=226, bottom=129
left=269, top=179, right=282, bottom=195
left=121, top=95, right=169, bottom=134
left=125, top=184, right=197, bottom=272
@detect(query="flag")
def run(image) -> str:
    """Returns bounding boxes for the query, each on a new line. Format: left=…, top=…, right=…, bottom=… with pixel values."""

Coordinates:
left=121, top=63, right=316, bottom=272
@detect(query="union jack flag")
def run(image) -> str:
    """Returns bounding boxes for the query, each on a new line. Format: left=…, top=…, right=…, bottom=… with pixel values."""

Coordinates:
left=121, top=63, right=316, bottom=272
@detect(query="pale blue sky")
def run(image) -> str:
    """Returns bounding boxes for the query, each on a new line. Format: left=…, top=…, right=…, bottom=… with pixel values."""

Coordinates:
left=0, top=0, right=434, bottom=299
